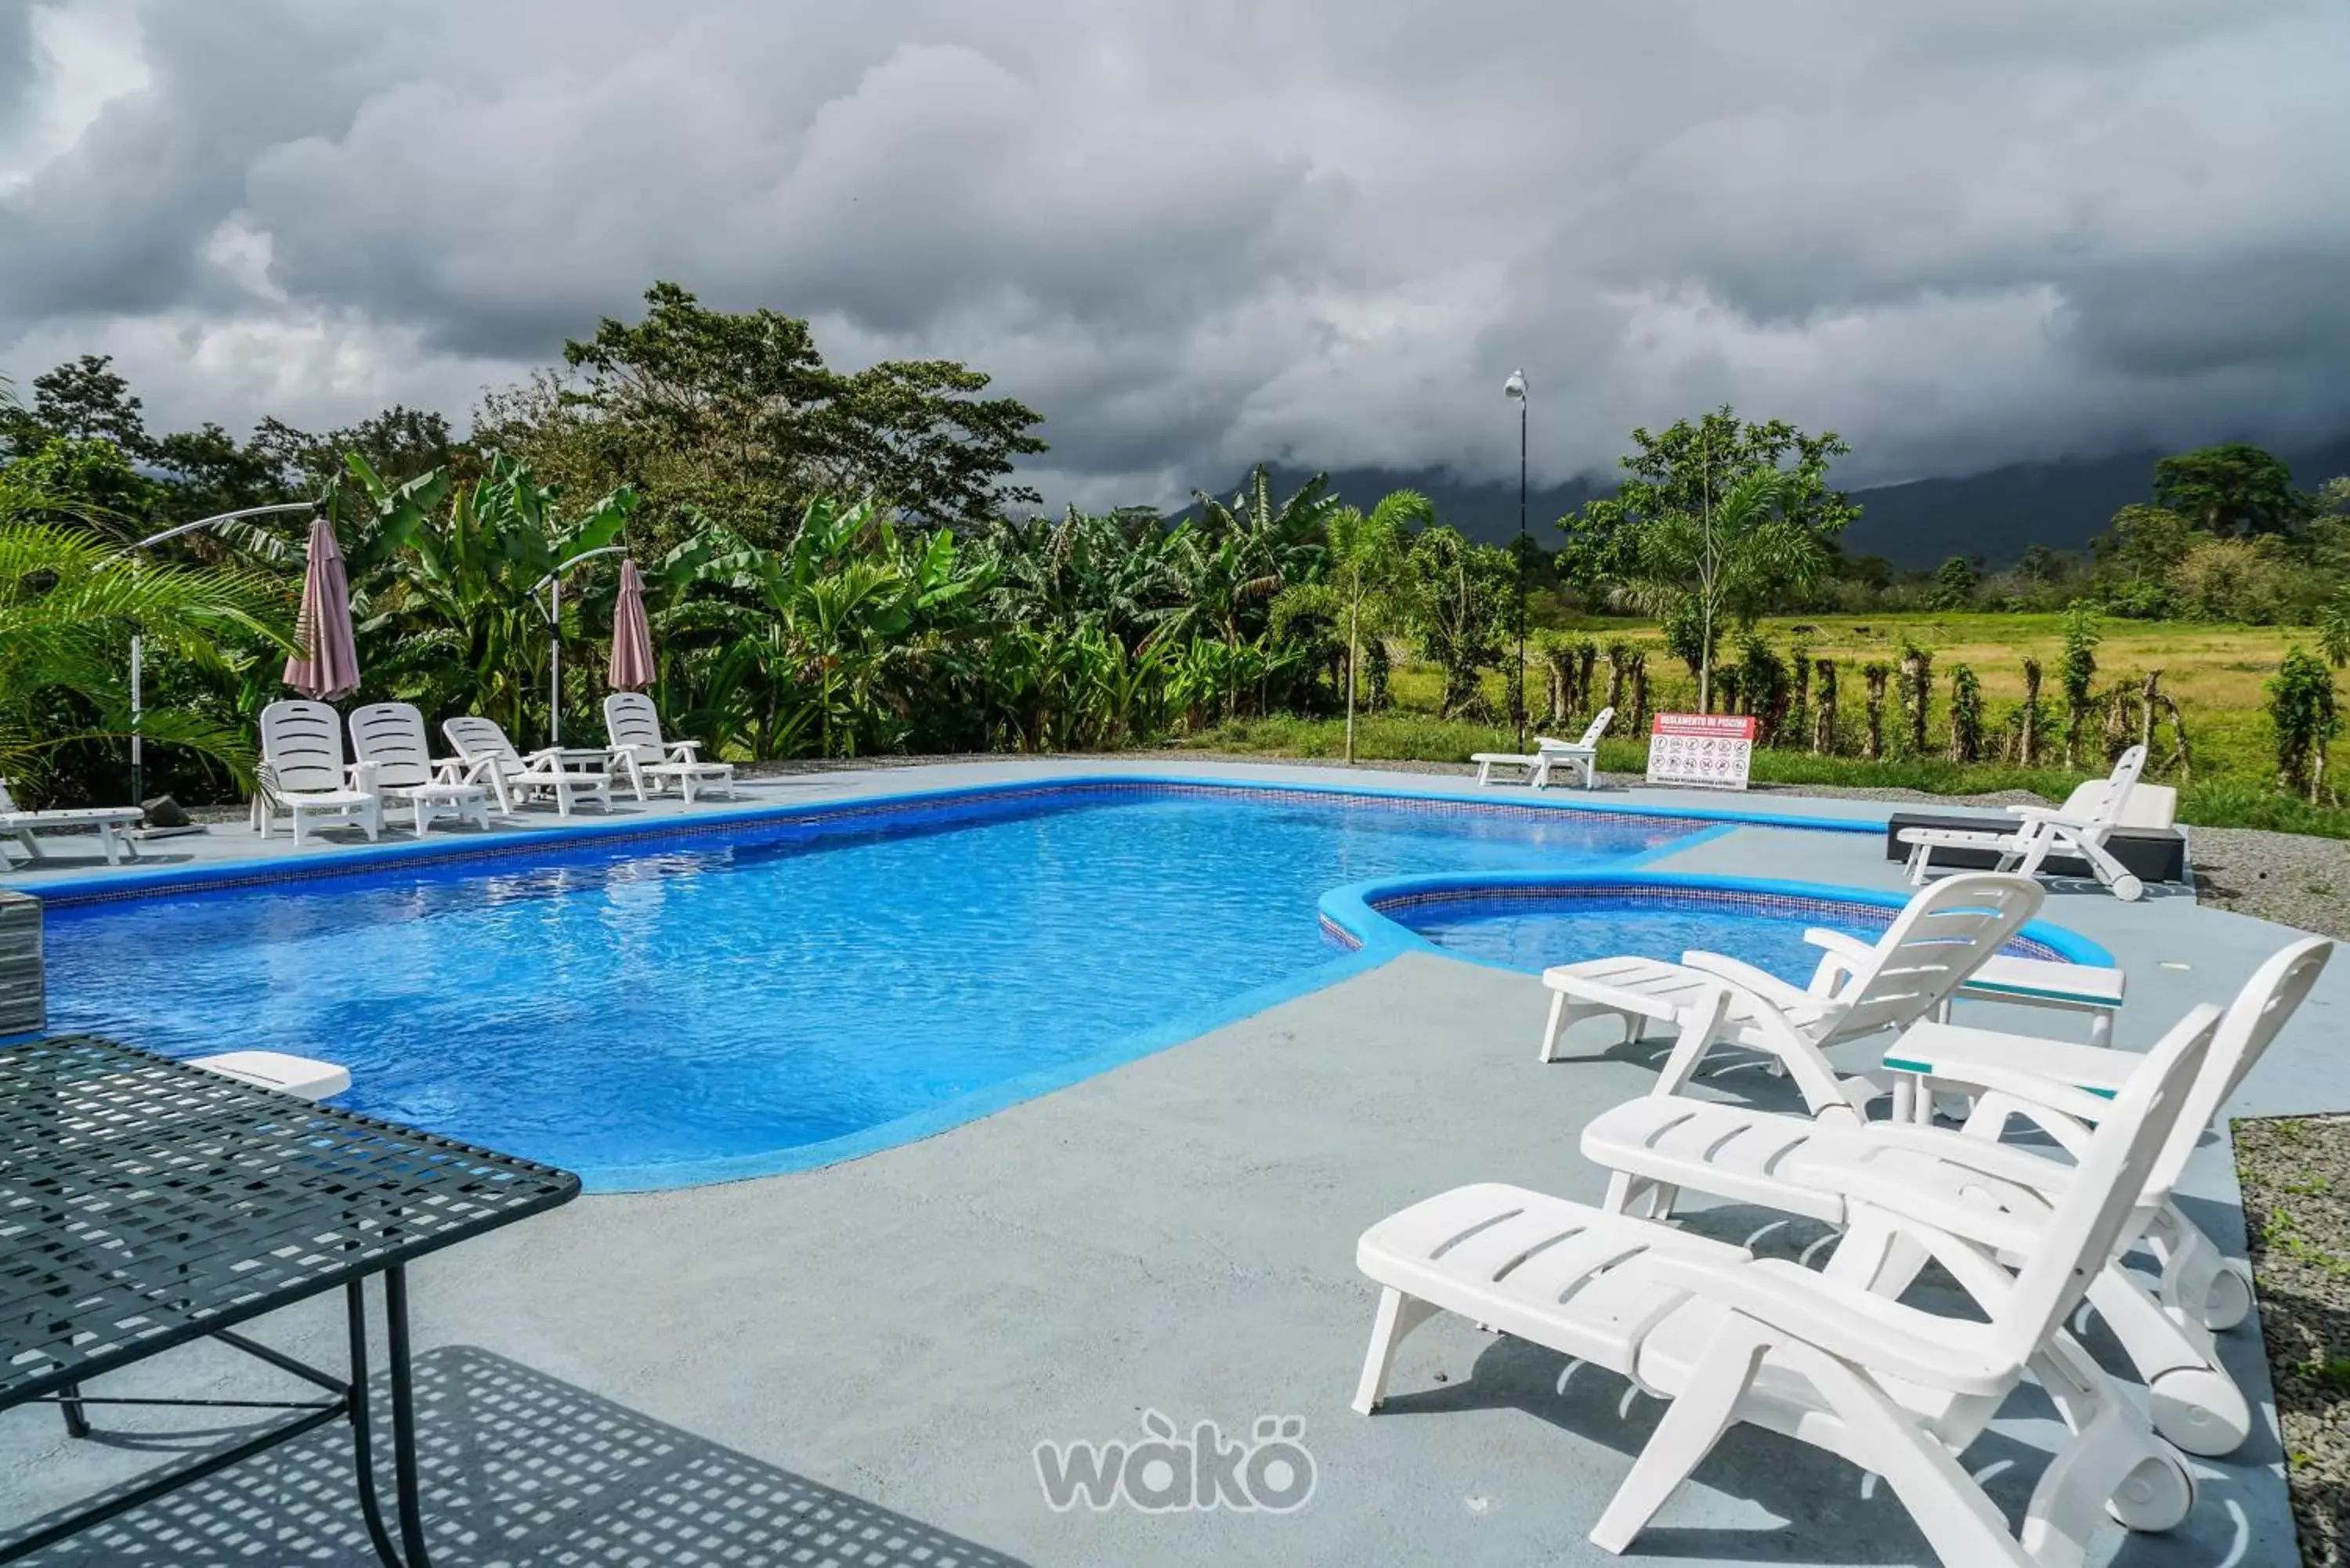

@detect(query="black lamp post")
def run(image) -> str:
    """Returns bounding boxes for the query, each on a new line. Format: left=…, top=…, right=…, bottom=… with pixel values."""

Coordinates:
left=1503, top=368, right=1529, bottom=749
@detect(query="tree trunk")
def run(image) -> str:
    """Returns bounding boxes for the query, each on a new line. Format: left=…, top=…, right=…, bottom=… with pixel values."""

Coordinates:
left=1812, top=659, right=1838, bottom=755
left=2019, top=659, right=2041, bottom=767
left=2161, top=693, right=2193, bottom=782
left=1606, top=649, right=1627, bottom=714
left=1900, top=649, right=1931, bottom=755
left=2139, top=670, right=2160, bottom=762
left=1862, top=667, right=1889, bottom=760
left=1629, top=656, right=1650, bottom=738
left=1343, top=605, right=1359, bottom=765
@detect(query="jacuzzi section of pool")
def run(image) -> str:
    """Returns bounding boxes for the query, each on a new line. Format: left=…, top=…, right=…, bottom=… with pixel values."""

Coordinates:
left=1367, top=880, right=2092, bottom=984
left=40, top=783, right=1699, bottom=1188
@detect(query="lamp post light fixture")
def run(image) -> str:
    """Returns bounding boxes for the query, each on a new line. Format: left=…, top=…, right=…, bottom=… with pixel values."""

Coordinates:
left=1502, top=368, right=1530, bottom=750
left=530, top=545, right=631, bottom=747
left=105, top=500, right=320, bottom=807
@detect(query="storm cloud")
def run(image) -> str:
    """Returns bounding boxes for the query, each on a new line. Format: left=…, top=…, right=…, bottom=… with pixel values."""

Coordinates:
left=3, top=0, right=2346, bottom=507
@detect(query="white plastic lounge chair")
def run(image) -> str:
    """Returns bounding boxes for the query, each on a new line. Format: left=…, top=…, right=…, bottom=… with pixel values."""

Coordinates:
left=1470, top=707, right=1614, bottom=789
left=253, top=700, right=381, bottom=847
left=442, top=717, right=613, bottom=817
left=0, top=779, right=144, bottom=867
left=1356, top=1004, right=2216, bottom=1567
left=190, top=1050, right=351, bottom=1100
left=1580, top=939, right=2325, bottom=1458
left=1900, top=745, right=2151, bottom=901
left=346, top=703, right=494, bottom=836
left=1538, top=872, right=2044, bottom=1117
left=1784, top=925, right=2125, bottom=1048
left=602, top=692, right=734, bottom=804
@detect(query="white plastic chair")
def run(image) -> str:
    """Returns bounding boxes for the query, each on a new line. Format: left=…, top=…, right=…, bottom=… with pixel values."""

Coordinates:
left=0, top=779, right=144, bottom=867
left=1582, top=942, right=2326, bottom=1457
left=441, top=717, right=612, bottom=817
left=1356, top=1002, right=2218, bottom=1566
left=347, top=703, right=494, bottom=836
left=1539, top=872, right=2044, bottom=1118
left=602, top=693, right=734, bottom=804
left=1470, top=706, right=1614, bottom=789
left=1900, top=745, right=2152, bottom=900
left=253, top=700, right=381, bottom=847
left=1533, top=706, right=1613, bottom=789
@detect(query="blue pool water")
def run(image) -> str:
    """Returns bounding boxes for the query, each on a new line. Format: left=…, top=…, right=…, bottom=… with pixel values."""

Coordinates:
left=1397, top=894, right=1894, bottom=979
left=42, top=784, right=1696, bottom=1187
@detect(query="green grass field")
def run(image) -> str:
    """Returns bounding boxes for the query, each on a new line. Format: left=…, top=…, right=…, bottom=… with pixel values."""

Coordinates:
left=1183, top=611, right=2350, bottom=838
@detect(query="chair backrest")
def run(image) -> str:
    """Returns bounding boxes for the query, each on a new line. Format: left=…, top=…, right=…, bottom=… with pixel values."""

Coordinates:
left=348, top=703, right=436, bottom=789
left=258, top=700, right=349, bottom=793
left=1992, top=999, right=2219, bottom=1367
left=1576, top=707, right=1614, bottom=749
left=2088, top=745, right=2148, bottom=831
left=605, top=692, right=665, bottom=754
left=1830, top=872, right=2045, bottom=1039
left=442, top=716, right=522, bottom=772
left=2146, top=936, right=2333, bottom=1200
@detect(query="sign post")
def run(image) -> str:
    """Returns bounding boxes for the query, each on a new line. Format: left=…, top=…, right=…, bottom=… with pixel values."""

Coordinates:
left=1646, top=713, right=1757, bottom=791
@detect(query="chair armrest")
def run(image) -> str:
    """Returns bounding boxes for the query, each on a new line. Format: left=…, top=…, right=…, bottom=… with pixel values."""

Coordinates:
left=1802, top=927, right=1875, bottom=964
left=1638, top=1253, right=2013, bottom=1396
left=1880, top=1050, right=2119, bottom=1126
left=1811, top=1163, right=2046, bottom=1256
left=664, top=739, right=703, bottom=761
left=347, top=761, right=381, bottom=793
left=1853, top=1120, right=2073, bottom=1192
left=1800, top=927, right=1876, bottom=995
left=523, top=746, right=567, bottom=765
left=1679, top=951, right=1817, bottom=1012
left=2006, top=805, right=2081, bottom=827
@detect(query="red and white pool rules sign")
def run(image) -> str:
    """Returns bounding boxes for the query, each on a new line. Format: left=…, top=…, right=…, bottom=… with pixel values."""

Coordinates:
left=1646, top=713, right=1757, bottom=791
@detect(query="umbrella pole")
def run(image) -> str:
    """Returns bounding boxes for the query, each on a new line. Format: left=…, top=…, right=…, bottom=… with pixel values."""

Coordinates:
left=129, top=633, right=143, bottom=807
left=549, top=578, right=562, bottom=748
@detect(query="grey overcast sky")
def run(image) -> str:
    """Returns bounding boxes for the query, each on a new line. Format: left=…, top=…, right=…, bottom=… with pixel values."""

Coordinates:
left=3, top=0, right=2347, bottom=508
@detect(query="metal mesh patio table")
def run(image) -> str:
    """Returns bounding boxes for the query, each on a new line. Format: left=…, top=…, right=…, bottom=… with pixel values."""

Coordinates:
left=1, top=1035, right=580, bottom=1566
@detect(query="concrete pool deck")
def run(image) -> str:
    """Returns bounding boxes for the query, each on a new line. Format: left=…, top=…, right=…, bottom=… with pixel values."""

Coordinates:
left=2, top=759, right=2337, bottom=1566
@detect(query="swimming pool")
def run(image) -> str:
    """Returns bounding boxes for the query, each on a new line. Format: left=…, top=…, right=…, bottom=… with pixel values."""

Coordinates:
left=41, top=782, right=1707, bottom=1189
left=1359, top=878, right=2092, bottom=977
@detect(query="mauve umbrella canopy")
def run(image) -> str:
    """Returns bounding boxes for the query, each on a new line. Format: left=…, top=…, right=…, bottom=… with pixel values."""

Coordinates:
left=284, top=515, right=361, bottom=699
left=609, top=558, right=655, bottom=692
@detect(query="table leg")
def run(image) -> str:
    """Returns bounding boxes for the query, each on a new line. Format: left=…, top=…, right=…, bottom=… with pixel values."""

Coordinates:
left=56, top=1381, right=90, bottom=1439
left=385, top=1266, right=434, bottom=1568
left=345, top=1280, right=406, bottom=1568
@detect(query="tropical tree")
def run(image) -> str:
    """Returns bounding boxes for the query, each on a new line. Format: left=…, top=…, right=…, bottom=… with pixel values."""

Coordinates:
left=0, top=500, right=284, bottom=799
left=1617, top=466, right=1824, bottom=711
left=1560, top=406, right=1856, bottom=591
left=1406, top=526, right=1514, bottom=720
left=2152, top=443, right=2313, bottom=538
left=1271, top=490, right=1430, bottom=761
left=358, top=453, right=635, bottom=741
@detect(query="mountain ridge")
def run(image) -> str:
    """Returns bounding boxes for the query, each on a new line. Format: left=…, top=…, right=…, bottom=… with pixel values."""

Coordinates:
left=1190, top=434, right=2350, bottom=568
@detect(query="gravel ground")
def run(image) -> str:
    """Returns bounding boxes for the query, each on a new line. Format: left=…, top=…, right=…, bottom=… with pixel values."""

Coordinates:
left=2236, top=1116, right=2350, bottom=1568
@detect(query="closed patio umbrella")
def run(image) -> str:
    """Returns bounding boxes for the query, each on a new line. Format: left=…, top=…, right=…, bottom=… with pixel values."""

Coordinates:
left=284, top=513, right=360, bottom=699
left=609, top=558, right=655, bottom=692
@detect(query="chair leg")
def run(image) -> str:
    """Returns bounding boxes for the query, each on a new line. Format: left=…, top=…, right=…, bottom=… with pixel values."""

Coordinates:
left=1539, top=991, right=1571, bottom=1063
left=1352, top=1288, right=1439, bottom=1414
left=2084, top=1266, right=2248, bottom=1456
left=96, top=824, right=123, bottom=865
left=1590, top=1319, right=1769, bottom=1553
left=1650, top=988, right=1734, bottom=1099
